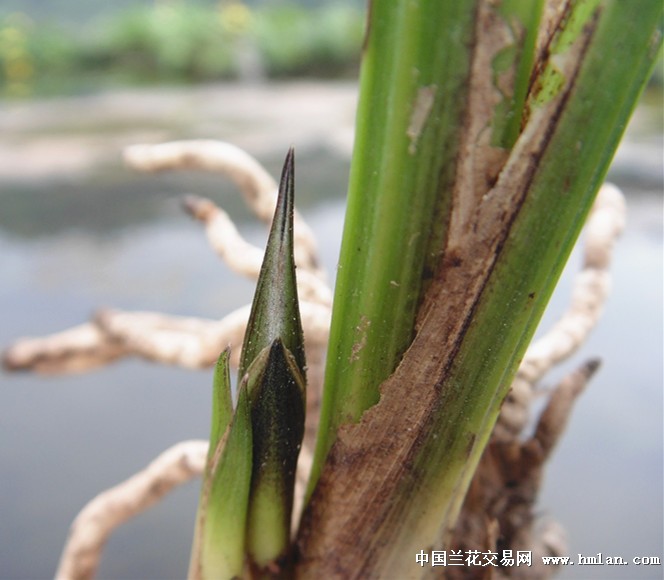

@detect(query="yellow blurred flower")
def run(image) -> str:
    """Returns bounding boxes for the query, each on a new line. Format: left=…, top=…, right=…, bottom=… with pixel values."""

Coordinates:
left=0, top=13, right=34, bottom=97
left=219, top=0, right=252, bottom=35
left=6, top=56, right=33, bottom=80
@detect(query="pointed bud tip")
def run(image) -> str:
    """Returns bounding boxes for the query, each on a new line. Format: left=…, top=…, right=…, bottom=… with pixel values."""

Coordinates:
left=273, top=148, right=295, bottom=240
left=280, top=149, right=294, bottom=192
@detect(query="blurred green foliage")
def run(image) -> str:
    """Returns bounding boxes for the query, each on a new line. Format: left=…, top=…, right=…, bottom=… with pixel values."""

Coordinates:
left=0, top=1, right=364, bottom=97
left=254, top=4, right=364, bottom=77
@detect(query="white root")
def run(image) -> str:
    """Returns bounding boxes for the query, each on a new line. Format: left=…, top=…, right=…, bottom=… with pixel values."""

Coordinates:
left=94, top=306, right=250, bottom=369
left=183, top=194, right=331, bottom=305
left=3, top=302, right=331, bottom=374
left=182, top=193, right=267, bottom=278
left=124, top=140, right=321, bottom=272
left=124, top=141, right=278, bottom=221
left=2, top=323, right=127, bottom=374
left=55, top=440, right=209, bottom=580
left=2, top=308, right=249, bottom=372
left=528, top=359, right=600, bottom=459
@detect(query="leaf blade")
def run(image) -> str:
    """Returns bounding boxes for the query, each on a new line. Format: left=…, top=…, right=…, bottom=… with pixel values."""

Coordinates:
left=189, top=352, right=253, bottom=580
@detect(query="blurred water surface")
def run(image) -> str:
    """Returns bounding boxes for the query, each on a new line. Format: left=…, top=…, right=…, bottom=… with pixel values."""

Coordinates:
left=0, top=84, right=661, bottom=579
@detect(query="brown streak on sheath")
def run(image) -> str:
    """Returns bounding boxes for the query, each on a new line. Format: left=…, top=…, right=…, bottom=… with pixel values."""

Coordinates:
left=295, top=4, right=601, bottom=578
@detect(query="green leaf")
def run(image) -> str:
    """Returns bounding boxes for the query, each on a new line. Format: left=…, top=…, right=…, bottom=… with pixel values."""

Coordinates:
left=309, top=0, right=480, bottom=501
left=189, top=350, right=234, bottom=576
left=189, top=351, right=253, bottom=580
left=208, top=349, right=234, bottom=459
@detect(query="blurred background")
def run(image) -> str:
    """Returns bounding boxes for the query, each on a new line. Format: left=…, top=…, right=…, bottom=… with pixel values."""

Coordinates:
left=0, top=1, right=662, bottom=579
left=0, top=0, right=365, bottom=97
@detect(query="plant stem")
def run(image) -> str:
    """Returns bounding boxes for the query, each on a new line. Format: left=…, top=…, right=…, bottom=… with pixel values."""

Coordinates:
left=309, top=0, right=480, bottom=496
